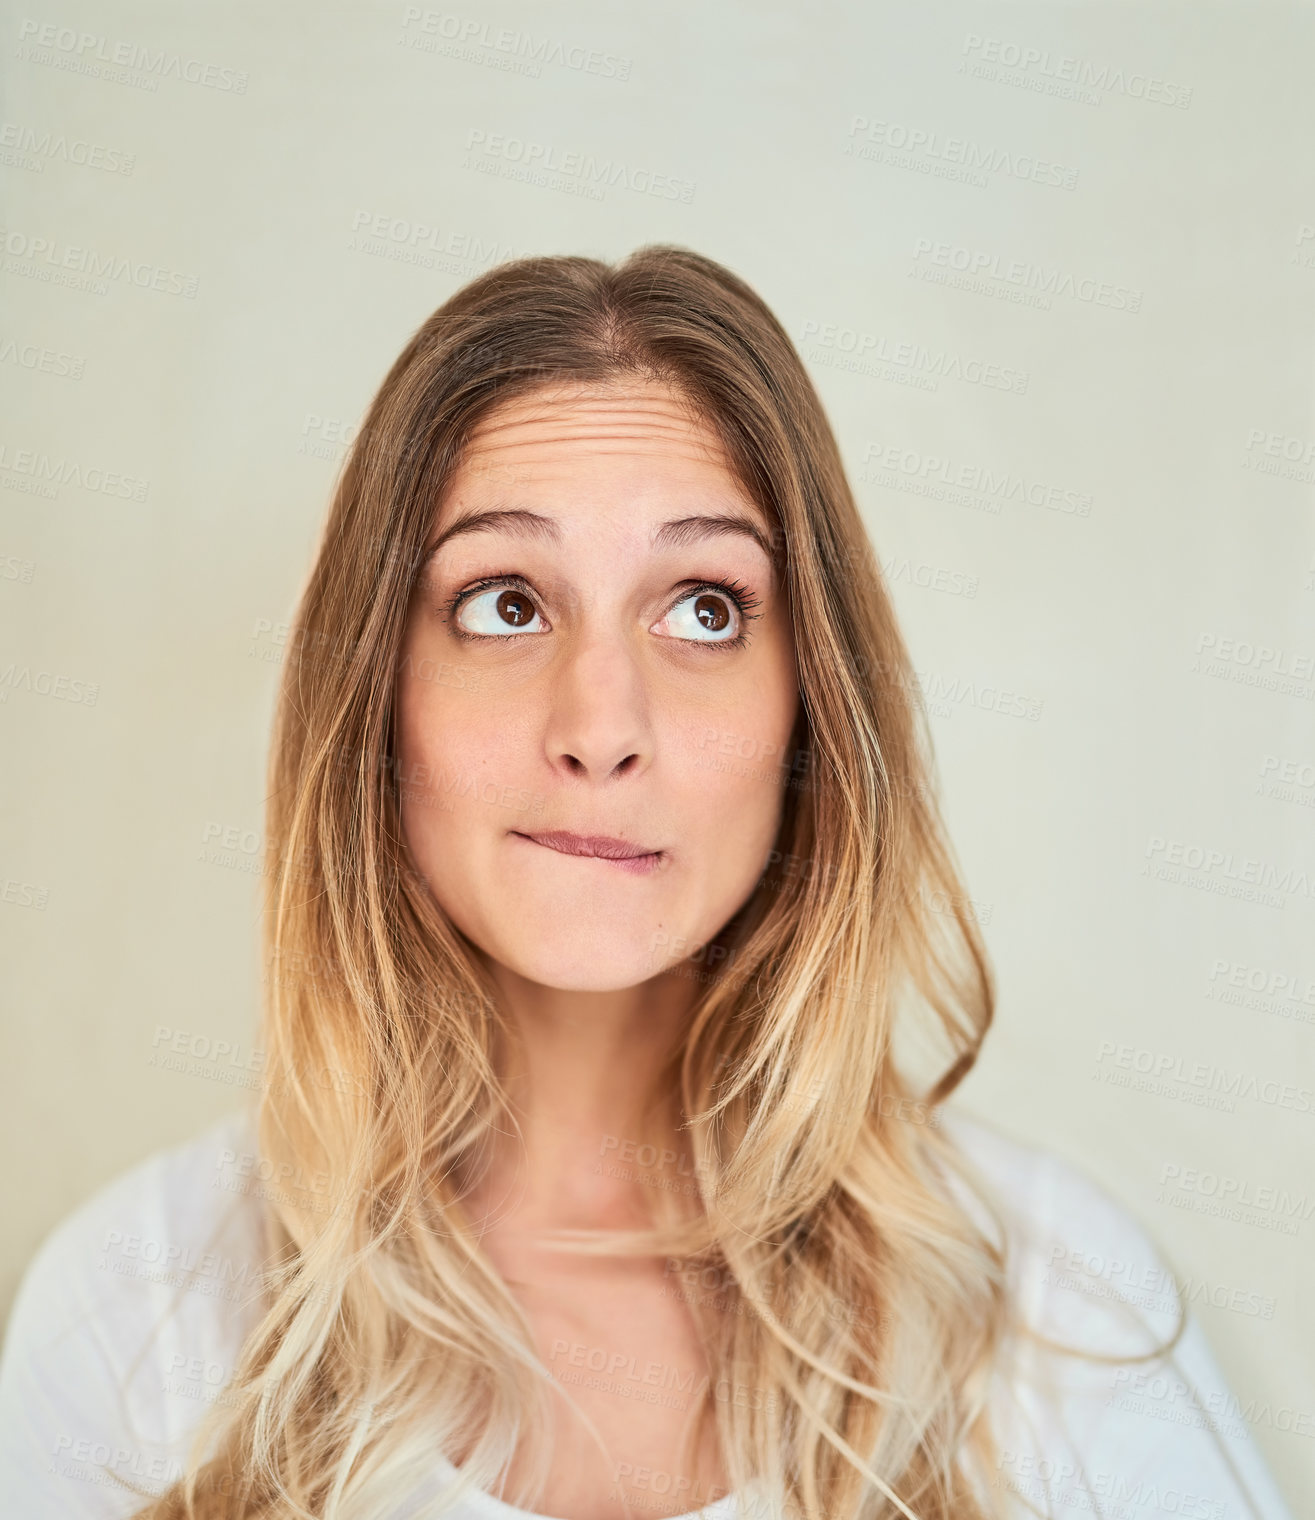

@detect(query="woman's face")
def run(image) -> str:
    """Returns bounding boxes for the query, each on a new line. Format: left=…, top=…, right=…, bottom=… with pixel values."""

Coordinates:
left=393, top=379, right=800, bottom=992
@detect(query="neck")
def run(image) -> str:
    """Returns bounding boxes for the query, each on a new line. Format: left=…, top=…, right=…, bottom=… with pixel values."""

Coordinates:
left=464, top=960, right=700, bottom=1233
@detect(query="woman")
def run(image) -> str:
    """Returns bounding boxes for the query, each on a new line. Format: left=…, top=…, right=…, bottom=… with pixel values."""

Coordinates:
left=0, top=246, right=1295, bottom=1520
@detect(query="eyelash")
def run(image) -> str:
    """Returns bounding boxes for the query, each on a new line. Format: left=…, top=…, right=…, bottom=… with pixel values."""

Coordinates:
left=439, top=574, right=764, bottom=651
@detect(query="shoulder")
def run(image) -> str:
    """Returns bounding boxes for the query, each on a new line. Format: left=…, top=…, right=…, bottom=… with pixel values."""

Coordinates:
left=0, top=1108, right=269, bottom=1517
left=936, top=1107, right=1180, bottom=1352
left=4, top=1105, right=269, bottom=1330
left=935, top=1107, right=1297, bottom=1519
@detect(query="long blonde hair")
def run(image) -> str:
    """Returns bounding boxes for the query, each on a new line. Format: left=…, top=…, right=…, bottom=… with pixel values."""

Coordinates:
left=118, top=245, right=1159, bottom=1519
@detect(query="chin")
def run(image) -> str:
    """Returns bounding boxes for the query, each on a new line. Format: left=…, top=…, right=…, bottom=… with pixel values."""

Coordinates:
left=491, top=921, right=676, bottom=992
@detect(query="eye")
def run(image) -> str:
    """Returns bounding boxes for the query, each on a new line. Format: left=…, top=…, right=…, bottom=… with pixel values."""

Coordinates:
left=445, top=575, right=545, bottom=641
left=440, top=574, right=764, bottom=649
left=656, top=580, right=764, bottom=650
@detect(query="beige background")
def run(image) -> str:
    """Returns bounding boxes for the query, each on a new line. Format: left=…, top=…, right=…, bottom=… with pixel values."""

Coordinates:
left=2, top=0, right=1312, bottom=1503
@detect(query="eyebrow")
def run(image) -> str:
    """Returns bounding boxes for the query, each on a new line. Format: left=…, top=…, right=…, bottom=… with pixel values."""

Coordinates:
left=420, top=507, right=776, bottom=570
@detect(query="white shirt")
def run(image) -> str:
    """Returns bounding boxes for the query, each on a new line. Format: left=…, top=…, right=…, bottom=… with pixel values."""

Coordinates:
left=0, top=1107, right=1297, bottom=1520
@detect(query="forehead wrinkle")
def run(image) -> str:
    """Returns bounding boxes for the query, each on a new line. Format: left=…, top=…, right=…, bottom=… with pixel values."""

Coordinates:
left=473, top=404, right=688, bottom=425
left=463, top=388, right=714, bottom=446
left=467, top=415, right=711, bottom=442
left=458, top=419, right=735, bottom=479
left=464, top=431, right=720, bottom=460
left=441, top=386, right=774, bottom=568
left=479, top=385, right=693, bottom=413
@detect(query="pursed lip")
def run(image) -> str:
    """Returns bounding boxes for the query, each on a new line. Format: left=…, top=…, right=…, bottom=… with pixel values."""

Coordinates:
left=513, top=830, right=660, bottom=861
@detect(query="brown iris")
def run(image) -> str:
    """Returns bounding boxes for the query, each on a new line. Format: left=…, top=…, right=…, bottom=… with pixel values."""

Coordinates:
left=693, top=594, right=730, bottom=633
left=495, top=589, right=535, bottom=628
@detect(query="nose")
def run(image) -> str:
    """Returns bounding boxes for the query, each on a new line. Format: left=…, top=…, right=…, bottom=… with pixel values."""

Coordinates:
left=539, top=622, right=655, bottom=781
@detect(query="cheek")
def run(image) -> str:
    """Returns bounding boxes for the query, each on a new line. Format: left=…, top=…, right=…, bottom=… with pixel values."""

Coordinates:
left=676, top=699, right=797, bottom=894
left=393, top=669, right=483, bottom=844
left=395, top=667, right=550, bottom=908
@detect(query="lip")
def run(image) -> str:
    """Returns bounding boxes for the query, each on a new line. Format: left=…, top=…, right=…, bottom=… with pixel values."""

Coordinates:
left=511, top=830, right=665, bottom=875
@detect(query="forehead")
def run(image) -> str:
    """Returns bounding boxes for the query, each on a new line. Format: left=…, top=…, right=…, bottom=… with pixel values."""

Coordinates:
left=428, top=380, right=779, bottom=573
left=451, top=380, right=743, bottom=487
